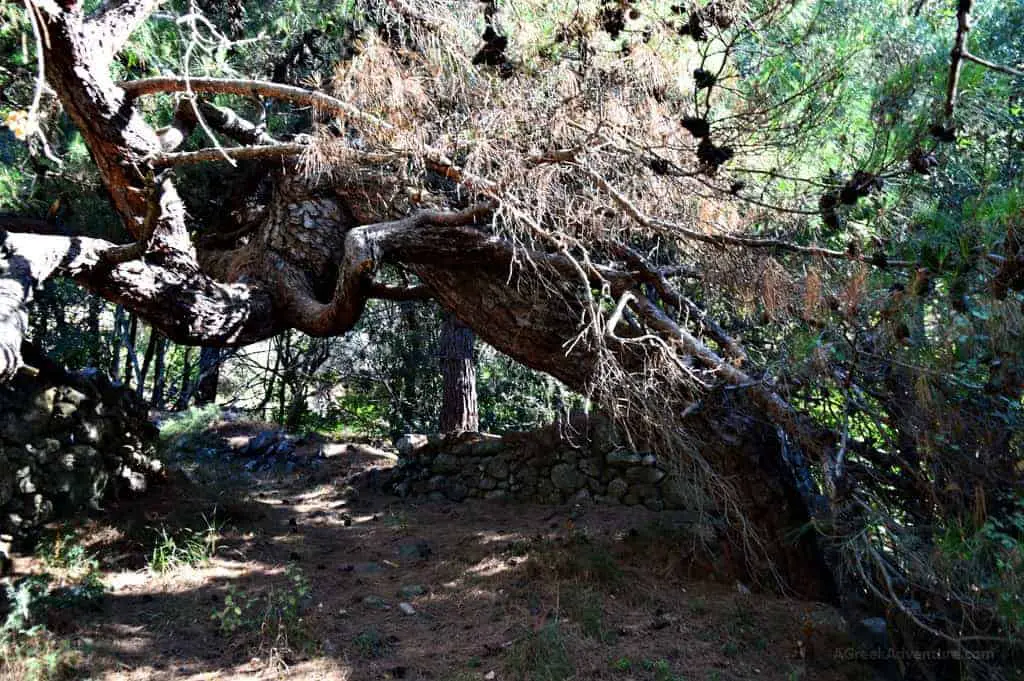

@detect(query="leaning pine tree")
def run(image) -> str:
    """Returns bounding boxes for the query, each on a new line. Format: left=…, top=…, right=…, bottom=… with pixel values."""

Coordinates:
left=1, top=1, right=1022, bottom=673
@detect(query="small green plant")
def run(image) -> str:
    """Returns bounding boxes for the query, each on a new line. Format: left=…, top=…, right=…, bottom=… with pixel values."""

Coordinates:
left=652, top=658, right=684, bottom=681
left=210, top=565, right=313, bottom=660
left=35, top=530, right=95, bottom=574
left=467, top=656, right=482, bottom=668
left=2, top=576, right=51, bottom=635
left=352, top=628, right=392, bottom=659
left=1, top=570, right=101, bottom=681
left=0, top=629, right=79, bottom=681
left=611, top=656, right=632, bottom=672
left=45, top=571, right=105, bottom=612
left=148, top=515, right=221, bottom=573
left=505, top=623, right=573, bottom=681
left=210, top=585, right=251, bottom=635
left=722, top=640, right=740, bottom=657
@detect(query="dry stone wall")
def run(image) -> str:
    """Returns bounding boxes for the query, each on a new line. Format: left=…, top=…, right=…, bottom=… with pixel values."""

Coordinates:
left=0, top=366, right=161, bottom=570
left=384, top=415, right=698, bottom=511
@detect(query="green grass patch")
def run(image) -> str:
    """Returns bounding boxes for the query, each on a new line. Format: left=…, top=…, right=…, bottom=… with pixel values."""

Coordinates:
left=147, top=514, right=221, bottom=573
left=505, top=622, right=573, bottom=681
left=158, top=404, right=222, bottom=442
left=562, top=586, right=615, bottom=642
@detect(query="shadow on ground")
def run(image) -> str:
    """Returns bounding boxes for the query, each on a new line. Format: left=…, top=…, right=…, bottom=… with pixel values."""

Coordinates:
left=4, top=430, right=879, bottom=681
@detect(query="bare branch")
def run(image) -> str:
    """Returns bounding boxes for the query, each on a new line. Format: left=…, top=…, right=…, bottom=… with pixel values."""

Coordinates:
left=961, top=51, right=1024, bottom=78
left=625, top=291, right=836, bottom=465
left=582, top=164, right=914, bottom=268
left=612, top=243, right=749, bottom=363
left=194, top=100, right=280, bottom=146
left=119, top=76, right=392, bottom=130
left=152, top=142, right=308, bottom=167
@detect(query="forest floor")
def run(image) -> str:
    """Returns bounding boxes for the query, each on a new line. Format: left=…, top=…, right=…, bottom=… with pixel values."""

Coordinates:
left=4, top=420, right=884, bottom=681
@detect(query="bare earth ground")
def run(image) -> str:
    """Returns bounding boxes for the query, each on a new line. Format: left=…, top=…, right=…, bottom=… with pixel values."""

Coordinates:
left=7, top=423, right=881, bottom=681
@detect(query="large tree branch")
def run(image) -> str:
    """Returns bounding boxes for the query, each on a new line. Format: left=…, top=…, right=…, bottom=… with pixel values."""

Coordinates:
left=0, top=224, right=279, bottom=380
left=944, top=0, right=973, bottom=119
left=279, top=203, right=496, bottom=337
left=940, top=0, right=1023, bottom=119
left=153, top=143, right=308, bottom=166
left=35, top=2, right=189, bottom=249
left=960, top=50, right=1024, bottom=78
left=86, top=0, right=163, bottom=62
left=119, top=76, right=392, bottom=130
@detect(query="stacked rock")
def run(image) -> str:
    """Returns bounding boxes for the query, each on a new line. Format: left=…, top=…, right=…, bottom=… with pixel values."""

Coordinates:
left=384, top=414, right=697, bottom=512
left=0, top=366, right=161, bottom=569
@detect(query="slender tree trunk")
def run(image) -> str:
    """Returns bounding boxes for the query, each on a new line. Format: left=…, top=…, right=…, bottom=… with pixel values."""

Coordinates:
left=31, top=290, right=51, bottom=349
left=256, top=345, right=279, bottom=418
left=277, top=331, right=291, bottom=424
left=87, top=295, right=102, bottom=366
left=138, top=327, right=157, bottom=398
left=195, top=346, right=221, bottom=405
left=175, top=346, right=194, bottom=410
left=110, top=305, right=125, bottom=381
left=438, top=312, right=479, bottom=433
left=54, top=286, right=66, bottom=330
left=398, top=302, right=421, bottom=432
left=123, top=312, right=138, bottom=389
left=286, top=388, right=306, bottom=430
left=151, top=334, right=167, bottom=407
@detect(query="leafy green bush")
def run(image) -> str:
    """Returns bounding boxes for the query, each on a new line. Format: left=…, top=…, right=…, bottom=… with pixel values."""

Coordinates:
left=934, top=497, right=1024, bottom=638
left=35, top=529, right=96, bottom=575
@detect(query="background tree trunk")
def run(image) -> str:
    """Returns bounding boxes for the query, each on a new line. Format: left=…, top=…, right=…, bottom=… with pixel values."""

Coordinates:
left=137, top=327, right=157, bottom=398
left=398, top=302, right=422, bottom=433
left=256, top=346, right=279, bottom=418
left=151, top=334, right=167, bottom=407
left=87, top=295, right=102, bottom=367
left=123, top=312, right=138, bottom=389
left=195, top=347, right=221, bottom=406
left=175, top=346, right=194, bottom=410
left=110, top=305, right=125, bottom=382
left=439, top=312, right=479, bottom=433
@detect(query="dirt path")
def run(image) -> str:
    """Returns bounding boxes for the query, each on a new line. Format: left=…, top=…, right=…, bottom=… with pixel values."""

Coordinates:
left=6, top=427, right=879, bottom=681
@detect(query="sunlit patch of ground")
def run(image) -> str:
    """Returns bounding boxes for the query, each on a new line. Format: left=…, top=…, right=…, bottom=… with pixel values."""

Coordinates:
left=3, top=425, right=881, bottom=681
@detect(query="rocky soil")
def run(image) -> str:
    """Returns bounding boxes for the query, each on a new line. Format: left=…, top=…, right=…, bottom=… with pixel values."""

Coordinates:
left=0, top=417, right=888, bottom=681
